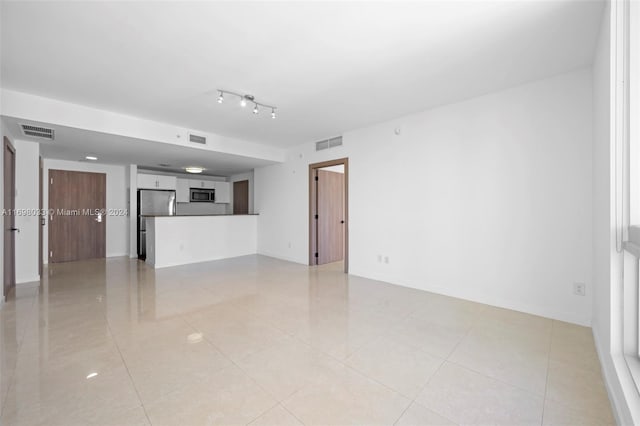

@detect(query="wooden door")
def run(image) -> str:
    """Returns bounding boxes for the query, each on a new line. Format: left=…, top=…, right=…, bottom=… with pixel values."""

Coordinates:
left=316, top=170, right=344, bottom=265
left=3, top=137, right=16, bottom=298
left=233, top=180, right=249, bottom=215
left=48, top=169, right=106, bottom=263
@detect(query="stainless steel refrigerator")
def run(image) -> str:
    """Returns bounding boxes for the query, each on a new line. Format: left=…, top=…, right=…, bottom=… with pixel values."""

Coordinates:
left=138, top=189, right=176, bottom=259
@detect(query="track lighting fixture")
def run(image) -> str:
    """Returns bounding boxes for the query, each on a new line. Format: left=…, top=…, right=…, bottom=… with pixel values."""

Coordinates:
left=216, top=90, right=277, bottom=119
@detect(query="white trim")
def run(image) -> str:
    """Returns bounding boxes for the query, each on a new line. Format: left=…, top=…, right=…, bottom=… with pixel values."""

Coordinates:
left=594, top=326, right=638, bottom=425
left=17, top=276, right=40, bottom=285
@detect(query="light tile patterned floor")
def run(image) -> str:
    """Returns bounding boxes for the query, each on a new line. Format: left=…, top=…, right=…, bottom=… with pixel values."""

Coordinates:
left=0, top=255, right=614, bottom=425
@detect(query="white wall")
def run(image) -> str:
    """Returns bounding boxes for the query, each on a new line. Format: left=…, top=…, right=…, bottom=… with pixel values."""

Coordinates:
left=256, top=68, right=594, bottom=325
left=42, top=159, right=129, bottom=262
left=228, top=171, right=254, bottom=214
left=128, top=164, right=137, bottom=257
left=14, top=140, right=39, bottom=283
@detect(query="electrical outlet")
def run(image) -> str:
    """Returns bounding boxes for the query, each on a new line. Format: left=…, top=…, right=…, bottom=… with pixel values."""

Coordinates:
left=573, top=282, right=586, bottom=296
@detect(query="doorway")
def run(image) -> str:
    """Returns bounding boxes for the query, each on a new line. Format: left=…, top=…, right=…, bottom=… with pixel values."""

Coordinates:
left=309, top=158, right=348, bottom=273
left=3, top=137, right=16, bottom=298
left=48, top=169, right=106, bottom=263
left=233, top=180, right=249, bottom=215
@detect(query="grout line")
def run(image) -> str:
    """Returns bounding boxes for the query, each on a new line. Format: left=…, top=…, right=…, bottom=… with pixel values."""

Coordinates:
left=540, top=320, right=555, bottom=426
left=0, top=287, right=40, bottom=417
left=102, top=310, right=153, bottom=425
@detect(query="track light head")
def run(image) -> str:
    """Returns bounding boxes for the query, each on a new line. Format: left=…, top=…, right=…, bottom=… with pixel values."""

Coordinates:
left=216, top=90, right=276, bottom=118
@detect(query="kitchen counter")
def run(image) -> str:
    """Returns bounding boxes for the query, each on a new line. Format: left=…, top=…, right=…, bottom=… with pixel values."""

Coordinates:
left=145, top=215, right=257, bottom=268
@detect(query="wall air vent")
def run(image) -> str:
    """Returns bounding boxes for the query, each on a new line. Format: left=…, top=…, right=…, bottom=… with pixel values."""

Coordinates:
left=315, top=136, right=342, bottom=151
left=21, top=124, right=55, bottom=140
left=189, top=134, right=206, bottom=145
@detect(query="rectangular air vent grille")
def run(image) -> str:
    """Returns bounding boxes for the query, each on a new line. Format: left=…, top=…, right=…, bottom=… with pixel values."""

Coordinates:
left=315, top=136, right=342, bottom=151
left=189, top=134, right=206, bottom=144
left=328, top=136, right=343, bottom=148
left=21, top=124, right=54, bottom=140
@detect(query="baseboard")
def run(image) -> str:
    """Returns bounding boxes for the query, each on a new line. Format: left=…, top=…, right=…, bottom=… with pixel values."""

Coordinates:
left=349, top=268, right=591, bottom=326
left=592, top=326, right=638, bottom=425
left=17, top=276, right=40, bottom=285
left=107, top=253, right=129, bottom=258
left=256, top=250, right=308, bottom=265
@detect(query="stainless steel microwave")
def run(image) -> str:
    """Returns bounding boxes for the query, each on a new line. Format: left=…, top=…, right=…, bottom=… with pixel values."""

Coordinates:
left=190, top=188, right=215, bottom=202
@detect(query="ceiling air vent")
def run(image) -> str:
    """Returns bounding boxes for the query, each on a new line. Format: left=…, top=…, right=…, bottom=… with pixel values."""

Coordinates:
left=189, top=134, right=206, bottom=145
left=315, top=136, right=342, bottom=151
left=21, top=124, right=55, bottom=140
left=328, top=136, right=343, bottom=148
left=315, top=140, right=329, bottom=151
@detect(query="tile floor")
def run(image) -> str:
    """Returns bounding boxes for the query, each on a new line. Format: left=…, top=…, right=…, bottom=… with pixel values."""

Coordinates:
left=0, top=255, right=614, bottom=425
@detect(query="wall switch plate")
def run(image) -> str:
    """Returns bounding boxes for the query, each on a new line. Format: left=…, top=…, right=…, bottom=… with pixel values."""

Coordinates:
left=384, top=256, right=389, bottom=264
left=573, top=282, right=586, bottom=296
left=377, top=255, right=382, bottom=263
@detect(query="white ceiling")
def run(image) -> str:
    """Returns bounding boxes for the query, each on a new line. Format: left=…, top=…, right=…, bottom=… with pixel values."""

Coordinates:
left=1, top=1, right=603, bottom=148
left=1, top=116, right=276, bottom=176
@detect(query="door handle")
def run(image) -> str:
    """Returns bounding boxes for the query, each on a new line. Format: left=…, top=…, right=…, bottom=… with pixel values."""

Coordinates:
left=9, top=227, right=20, bottom=233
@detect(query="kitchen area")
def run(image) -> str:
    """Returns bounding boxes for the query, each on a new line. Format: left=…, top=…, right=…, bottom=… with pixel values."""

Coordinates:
left=136, top=170, right=257, bottom=269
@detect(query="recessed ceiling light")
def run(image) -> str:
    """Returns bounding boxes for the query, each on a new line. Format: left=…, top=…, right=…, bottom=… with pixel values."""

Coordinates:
left=85, top=156, right=98, bottom=161
left=185, top=166, right=204, bottom=174
left=86, top=372, right=98, bottom=379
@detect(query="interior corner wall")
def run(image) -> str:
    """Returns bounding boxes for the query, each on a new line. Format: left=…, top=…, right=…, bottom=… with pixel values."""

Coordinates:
left=256, top=67, right=594, bottom=326
left=42, top=159, right=129, bottom=263
left=14, top=140, right=40, bottom=283
left=128, top=164, right=137, bottom=258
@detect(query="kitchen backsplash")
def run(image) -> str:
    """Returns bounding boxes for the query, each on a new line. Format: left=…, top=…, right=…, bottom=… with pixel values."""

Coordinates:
left=176, top=202, right=227, bottom=215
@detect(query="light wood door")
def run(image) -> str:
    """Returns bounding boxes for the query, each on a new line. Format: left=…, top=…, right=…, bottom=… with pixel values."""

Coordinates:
left=48, top=170, right=106, bottom=263
left=233, top=180, right=249, bottom=214
left=3, top=137, right=16, bottom=298
left=316, top=169, right=344, bottom=265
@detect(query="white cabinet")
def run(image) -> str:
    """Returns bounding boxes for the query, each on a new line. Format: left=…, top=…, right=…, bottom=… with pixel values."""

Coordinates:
left=214, top=182, right=230, bottom=203
left=137, top=174, right=177, bottom=190
left=176, top=178, right=190, bottom=203
left=188, top=179, right=216, bottom=189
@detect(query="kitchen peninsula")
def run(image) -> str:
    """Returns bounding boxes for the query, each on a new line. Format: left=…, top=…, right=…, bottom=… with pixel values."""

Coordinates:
left=144, top=214, right=258, bottom=268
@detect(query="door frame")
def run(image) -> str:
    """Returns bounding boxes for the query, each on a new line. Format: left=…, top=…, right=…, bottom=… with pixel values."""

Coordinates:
left=3, top=137, right=16, bottom=299
left=39, top=157, right=43, bottom=276
left=308, top=158, right=349, bottom=273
